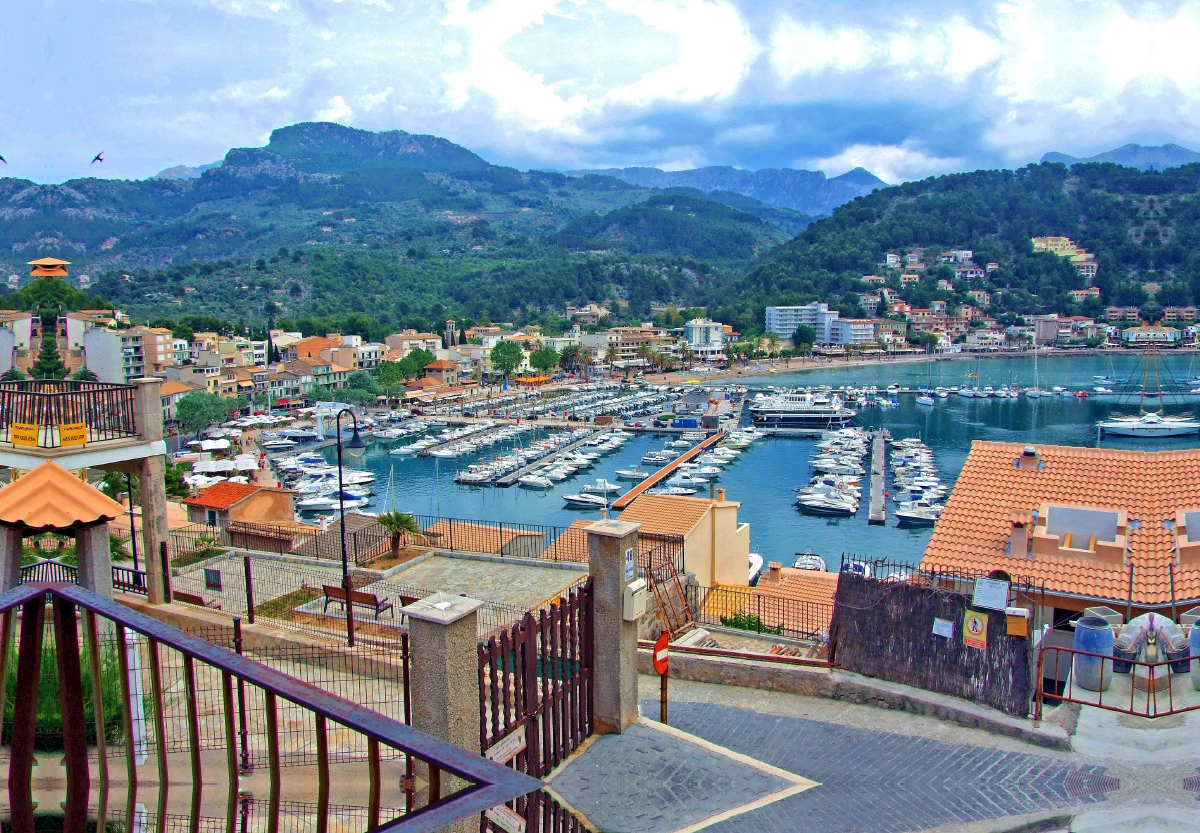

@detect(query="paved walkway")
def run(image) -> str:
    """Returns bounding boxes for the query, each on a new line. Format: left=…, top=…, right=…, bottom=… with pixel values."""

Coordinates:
left=546, top=678, right=1136, bottom=833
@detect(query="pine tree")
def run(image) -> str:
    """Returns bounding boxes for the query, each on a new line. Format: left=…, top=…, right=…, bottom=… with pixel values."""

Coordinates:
left=31, top=325, right=68, bottom=380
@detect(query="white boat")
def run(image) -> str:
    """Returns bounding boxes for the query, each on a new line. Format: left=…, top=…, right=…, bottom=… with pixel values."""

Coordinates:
left=749, top=552, right=764, bottom=584
left=1098, top=412, right=1200, bottom=437
left=915, top=395, right=935, bottom=406
left=669, top=474, right=710, bottom=487
left=647, top=486, right=698, bottom=496
left=563, top=493, right=609, bottom=508
left=895, top=505, right=943, bottom=527
left=260, top=439, right=296, bottom=450
left=797, top=494, right=857, bottom=516
left=518, top=475, right=553, bottom=489
left=615, top=468, right=650, bottom=480
left=956, top=387, right=974, bottom=398
left=580, top=479, right=621, bottom=494
left=793, top=552, right=827, bottom=571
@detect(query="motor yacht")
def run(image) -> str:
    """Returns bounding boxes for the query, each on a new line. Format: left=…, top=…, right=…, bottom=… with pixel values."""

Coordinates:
left=563, top=493, right=609, bottom=509
left=793, top=552, right=828, bottom=571
left=580, top=479, right=620, bottom=494
left=1098, top=411, right=1200, bottom=437
left=796, top=494, right=858, bottom=516
left=518, top=475, right=553, bottom=489
left=895, top=505, right=943, bottom=527
left=915, top=395, right=935, bottom=406
left=615, top=468, right=650, bottom=480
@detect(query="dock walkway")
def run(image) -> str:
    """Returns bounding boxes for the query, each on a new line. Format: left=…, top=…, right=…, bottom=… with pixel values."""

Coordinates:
left=612, top=432, right=725, bottom=510
left=495, top=427, right=611, bottom=487
left=868, top=430, right=887, bottom=525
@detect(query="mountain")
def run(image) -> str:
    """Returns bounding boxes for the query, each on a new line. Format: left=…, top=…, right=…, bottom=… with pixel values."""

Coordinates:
left=152, top=162, right=222, bottom=181
left=256, top=122, right=490, bottom=174
left=724, top=161, right=1200, bottom=336
left=1041, top=143, right=1200, bottom=171
left=563, top=165, right=885, bottom=215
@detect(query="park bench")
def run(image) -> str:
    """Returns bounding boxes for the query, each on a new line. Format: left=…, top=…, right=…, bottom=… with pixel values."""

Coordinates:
left=322, top=584, right=395, bottom=620
left=174, top=590, right=222, bottom=610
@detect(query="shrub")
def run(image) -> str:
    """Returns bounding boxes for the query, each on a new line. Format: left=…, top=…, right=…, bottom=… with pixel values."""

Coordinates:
left=719, top=611, right=784, bottom=635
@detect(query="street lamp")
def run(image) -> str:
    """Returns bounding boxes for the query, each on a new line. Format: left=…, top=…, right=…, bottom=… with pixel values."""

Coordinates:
left=335, top=408, right=367, bottom=646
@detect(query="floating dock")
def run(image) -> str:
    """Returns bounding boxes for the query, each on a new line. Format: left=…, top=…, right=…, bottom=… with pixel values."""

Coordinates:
left=868, top=430, right=886, bottom=525
left=494, top=427, right=612, bottom=487
left=612, top=431, right=725, bottom=510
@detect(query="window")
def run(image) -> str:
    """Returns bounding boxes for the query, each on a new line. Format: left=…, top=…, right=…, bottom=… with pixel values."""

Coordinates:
left=206, top=509, right=218, bottom=525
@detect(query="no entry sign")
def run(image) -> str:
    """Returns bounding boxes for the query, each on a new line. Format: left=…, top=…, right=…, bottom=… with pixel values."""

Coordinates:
left=653, top=632, right=670, bottom=675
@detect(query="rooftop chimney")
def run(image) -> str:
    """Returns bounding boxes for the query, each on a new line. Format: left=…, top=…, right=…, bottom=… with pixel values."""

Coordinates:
left=716, top=488, right=726, bottom=502
left=1010, top=510, right=1033, bottom=557
left=765, top=562, right=783, bottom=584
left=1016, top=445, right=1044, bottom=470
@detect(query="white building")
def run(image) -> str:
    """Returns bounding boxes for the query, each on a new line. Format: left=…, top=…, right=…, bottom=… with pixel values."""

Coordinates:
left=83, top=328, right=145, bottom=384
left=828, top=319, right=877, bottom=346
left=681, top=318, right=726, bottom=361
left=765, top=303, right=841, bottom=344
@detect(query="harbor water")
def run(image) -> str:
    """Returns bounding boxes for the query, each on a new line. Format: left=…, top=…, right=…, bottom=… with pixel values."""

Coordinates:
left=325, top=352, right=1200, bottom=570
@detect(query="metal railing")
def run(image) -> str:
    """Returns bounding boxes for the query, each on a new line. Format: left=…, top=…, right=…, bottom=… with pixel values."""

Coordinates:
left=0, top=379, right=139, bottom=448
left=0, top=583, right=539, bottom=832
left=19, top=559, right=147, bottom=595
left=1034, top=644, right=1200, bottom=720
left=688, top=584, right=834, bottom=641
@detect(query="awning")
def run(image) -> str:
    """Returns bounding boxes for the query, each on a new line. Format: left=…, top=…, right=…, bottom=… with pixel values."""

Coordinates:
left=199, top=438, right=232, bottom=451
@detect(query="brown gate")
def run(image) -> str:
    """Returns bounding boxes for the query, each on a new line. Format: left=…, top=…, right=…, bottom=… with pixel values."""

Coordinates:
left=478, top=578, right=593, bottom=779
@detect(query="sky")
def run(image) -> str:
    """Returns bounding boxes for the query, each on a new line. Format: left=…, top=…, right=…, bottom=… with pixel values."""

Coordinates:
left=6, top=0, right=1200, bottom=184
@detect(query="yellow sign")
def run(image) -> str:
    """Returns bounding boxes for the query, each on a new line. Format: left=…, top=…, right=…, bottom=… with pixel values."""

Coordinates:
left=59, top=422, right=88, bottom=447
left=963, top=610, right=989, bottom=650
left=10, top=423, right=39, bottom=448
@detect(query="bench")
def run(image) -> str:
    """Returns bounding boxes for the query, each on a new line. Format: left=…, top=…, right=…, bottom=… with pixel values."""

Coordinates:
left=175, top=590, right=222, bottom=610
left=322, top=584, right=395, bottom=620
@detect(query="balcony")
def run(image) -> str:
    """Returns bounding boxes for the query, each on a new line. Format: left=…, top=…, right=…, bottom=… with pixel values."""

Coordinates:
left=0, top=379, right=139, bottom=449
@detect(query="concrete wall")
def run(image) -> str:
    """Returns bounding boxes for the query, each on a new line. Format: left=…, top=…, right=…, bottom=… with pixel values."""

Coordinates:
left=0, top=328, right=13, bottom=374
left=83, top=328, right=124, bottom=384
left=681, top=500, right=751, bottom=589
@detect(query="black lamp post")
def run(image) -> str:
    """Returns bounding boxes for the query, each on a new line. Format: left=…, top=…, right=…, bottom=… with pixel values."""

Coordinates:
left=335, top=408, right=367, bottom=646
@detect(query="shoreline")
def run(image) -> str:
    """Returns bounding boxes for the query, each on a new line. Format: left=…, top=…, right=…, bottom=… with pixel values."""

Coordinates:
left=645, top=346, right=1200, bottom=386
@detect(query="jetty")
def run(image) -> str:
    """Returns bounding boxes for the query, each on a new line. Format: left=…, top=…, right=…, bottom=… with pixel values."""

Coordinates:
left=612, top=431, right=725, bottom=510
left=494, top=427, right=611, bottom=487
left=868, top=429, right=887, bottom=525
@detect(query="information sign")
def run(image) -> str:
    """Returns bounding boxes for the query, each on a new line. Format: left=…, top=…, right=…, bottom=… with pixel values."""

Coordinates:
left=932, top=618, right=954, bottom=639
left=624, top=546, right=636, bottom=583
left=59, top=422, right=88, bottom=447
left=963, top=611, right=989, bottom=650
left=10, top=423, right=38, bottom=448
left=972, top=577, right=1010, bottom=611
left=484, top=724, right=527, bottom=765
left=485, top=805, right=526, bottom=833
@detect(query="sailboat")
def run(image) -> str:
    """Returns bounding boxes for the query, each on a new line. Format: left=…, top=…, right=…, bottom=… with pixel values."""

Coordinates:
left=1024, top=347, right=1043, bottom=398
left=916, top=357, right=935, bottom=406
left=1098, top=344, right=1200, bottom=437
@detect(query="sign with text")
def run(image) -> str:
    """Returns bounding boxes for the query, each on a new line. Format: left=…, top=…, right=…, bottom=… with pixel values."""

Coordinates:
left=932, top=618, right=954, bottom=639
left=971, top=578, right=1010, bottom=611
left=485, top=804, right=526, bottom=833
left=10, top=423, right=38, bottom=448
left=963, top=611, right=989, bottom=650
left=624, top=546, right=636, bottom=583
left=484, top=723, right=527, bottom=765
left=59, top=422, right=88, bottom=448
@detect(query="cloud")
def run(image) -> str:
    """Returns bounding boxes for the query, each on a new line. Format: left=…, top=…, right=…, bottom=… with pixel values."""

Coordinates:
left=807, top=143, right=966, bottom=184
left=315, top=95, right=354, bottom=122
left=360, top=88, right=394, bottom=112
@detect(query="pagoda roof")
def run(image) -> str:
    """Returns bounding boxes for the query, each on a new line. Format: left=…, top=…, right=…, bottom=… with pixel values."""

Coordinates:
left=0, top=461, right=125, bottom=531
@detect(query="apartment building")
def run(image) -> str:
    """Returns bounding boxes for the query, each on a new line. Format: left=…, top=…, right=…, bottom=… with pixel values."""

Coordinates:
left=681, top=318, right=725, bottom=362
left=384, top=330, right=442, bottom=357
left=764, top=303, right=841, bottom=343
left=83, top=328, right=145, bottom=383
left=132, top=326, right=175, bottom=373
left=828, top=319, right=877, bottom=346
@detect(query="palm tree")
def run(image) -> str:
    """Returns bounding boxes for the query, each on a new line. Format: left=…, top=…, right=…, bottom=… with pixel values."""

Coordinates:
left=765, top=332, right=780, bottom=357
left=635, top=344, right=656, bottom=370
left=604, top=345, right=620, bottom=370
left=575, top=347, right=593, bottom=373
left=678, top=343, right=694, bottom=369
left=377, top=511, right=422, bottom=561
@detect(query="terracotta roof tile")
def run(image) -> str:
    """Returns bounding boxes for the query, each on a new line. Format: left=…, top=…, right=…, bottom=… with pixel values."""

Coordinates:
left=618, top=495, right=713, bottom=537
left=183, top=482, right=260, bottom=511
left=0, top=461, right=125, bottom=531
left=921, top=441, right=1200, bottom=605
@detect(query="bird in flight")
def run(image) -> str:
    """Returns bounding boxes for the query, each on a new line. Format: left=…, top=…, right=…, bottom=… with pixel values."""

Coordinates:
left=0, top=155, right=6, bottom=164
left=91, top=152, right=104, bottom=164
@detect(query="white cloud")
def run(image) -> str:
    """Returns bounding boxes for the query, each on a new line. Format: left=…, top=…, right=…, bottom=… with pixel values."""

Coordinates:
left=360, top=88, right=394, bottom=112
left=315, top=95, right=354, bottom=122
left=808, top=143, right=965, bottom=184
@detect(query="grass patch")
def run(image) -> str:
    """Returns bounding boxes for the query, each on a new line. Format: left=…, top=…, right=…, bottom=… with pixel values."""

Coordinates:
left=720, top=611, right=784, bottom=635
left=171, top=535, right=226, bottom=568
left=255, top=586, right=323, bottom=620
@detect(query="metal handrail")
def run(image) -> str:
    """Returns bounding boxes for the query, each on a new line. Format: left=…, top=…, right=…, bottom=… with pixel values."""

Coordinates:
left=1034, top=643, right=1200, bottom=721
left=0, top=379, right=139, bottom=448
left=0, top=583, right=540, bottom=832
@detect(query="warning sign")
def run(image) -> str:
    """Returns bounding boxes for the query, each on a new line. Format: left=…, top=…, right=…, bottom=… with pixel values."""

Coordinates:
left=59, top=422, right=88, bottom=447
left=963, top=610, right=988, bottom=650
left=10, top=423, right=38, bottom=448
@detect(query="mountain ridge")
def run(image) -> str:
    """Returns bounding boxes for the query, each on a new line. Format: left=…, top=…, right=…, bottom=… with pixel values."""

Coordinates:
left=1041, top=143, right=1200, bottom=171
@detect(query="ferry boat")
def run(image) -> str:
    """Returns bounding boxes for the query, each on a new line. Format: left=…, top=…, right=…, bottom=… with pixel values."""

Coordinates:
left=749, top=389, right=856, bottom=429
left=1098, top=412, right=1200, bottom=437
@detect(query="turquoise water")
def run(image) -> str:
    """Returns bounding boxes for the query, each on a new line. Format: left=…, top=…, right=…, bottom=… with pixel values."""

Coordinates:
left=327, top=353, right=1200, bottom=570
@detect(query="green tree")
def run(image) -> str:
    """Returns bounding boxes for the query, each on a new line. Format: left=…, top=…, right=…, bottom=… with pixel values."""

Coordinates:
left=31, top=327, right=68, bottom=379
left=308, top=384, right=334, bottom=402
left=377, top=511, right=422, bottom=561
left=490, top=340, right=523, bottom=378
left=792, top=325, right=817, bottom=352
left=1, top=367, right=25, bottom=382
left=528, top=346, right=560, bottom=375
left=70, top=367, right=98, bottom=382
left=765, top=331, right=780, bottom=357
left=176, top=392, right=231, bottom=438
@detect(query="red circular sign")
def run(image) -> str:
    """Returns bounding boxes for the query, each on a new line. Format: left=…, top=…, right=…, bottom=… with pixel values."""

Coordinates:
left=653, top=632, right=670, bottom=675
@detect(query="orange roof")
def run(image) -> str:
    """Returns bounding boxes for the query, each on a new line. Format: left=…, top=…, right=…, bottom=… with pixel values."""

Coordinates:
left=0, top=461, right=124, bottom=531
left=407, top=377, right=442, bottom=389
left=543, top=519, right=675, bottom=564
left=160, top=381, right=198, bottom=396
left=700, top=569, right=836, bottom=636
left=295, top=336, right=338, bottom=358
left=422, top=519, right=545, bottom=554
left=922, top=441, right=1200, bottom=605
left=27, top=257, right=71, bottom=266
left=424, top=359, right=458, bottom=370
left=618, top=495, right=714, bottom=537
left=184, top=482, right=260, bottom=511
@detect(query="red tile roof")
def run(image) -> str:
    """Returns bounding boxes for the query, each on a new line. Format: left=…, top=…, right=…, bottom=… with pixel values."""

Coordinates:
left=184, top=482, right=260, bottom=511
left=922, top=441, right=1200, bottom=605
left=0, top=461, right=125, bottom=531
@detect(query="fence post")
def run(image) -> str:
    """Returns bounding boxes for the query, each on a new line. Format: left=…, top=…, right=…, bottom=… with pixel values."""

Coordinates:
left=233, top=618, right=251, bottom=773
left=401, top=593, right=484, bottom=832
left=160, top=541, right=173, bottom=603
left=586, top=519, right=641, bottom=735
left=242, top=556, right=256, bottom=624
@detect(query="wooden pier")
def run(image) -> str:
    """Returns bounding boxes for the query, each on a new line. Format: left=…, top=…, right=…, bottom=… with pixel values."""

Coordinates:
left=612, top=431, right=725, bottom=510
left=868, top=430, right=887, bottom=525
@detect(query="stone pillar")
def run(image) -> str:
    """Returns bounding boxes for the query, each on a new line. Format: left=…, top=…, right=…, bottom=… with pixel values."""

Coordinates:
left=586, top=519, right=641, bottom=735
left=133, top=378, right=168, bottom=603
left=75, top=521, right=114, bottom=599
left=0, top=525, right=21, bottom=592
left=402, top=592, right=484, bottom=829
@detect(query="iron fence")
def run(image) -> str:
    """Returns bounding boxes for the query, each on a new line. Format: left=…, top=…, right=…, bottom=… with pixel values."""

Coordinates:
left=839, top=553, right=1044, bottom=599
left=0, top=379, right=139, bottom=448
left=19, top=558, right=148, bottom=595
left=1035, top=644, right=1200, bottom=720
left=687, top=584, right=833, bottom=641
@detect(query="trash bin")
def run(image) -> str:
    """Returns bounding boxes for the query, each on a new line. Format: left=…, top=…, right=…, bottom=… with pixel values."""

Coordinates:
left=1113, top=633, right=1136, bottom=674
left=1072, top=615, right=1114, bottom=692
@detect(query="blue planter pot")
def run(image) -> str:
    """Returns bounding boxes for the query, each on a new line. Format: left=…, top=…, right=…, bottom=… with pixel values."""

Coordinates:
left=1073, top=616, right=1114, bottom=692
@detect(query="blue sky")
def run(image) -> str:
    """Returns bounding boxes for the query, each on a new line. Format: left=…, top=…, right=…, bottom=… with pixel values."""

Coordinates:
left=6, top=0, right=1200, bottom=183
